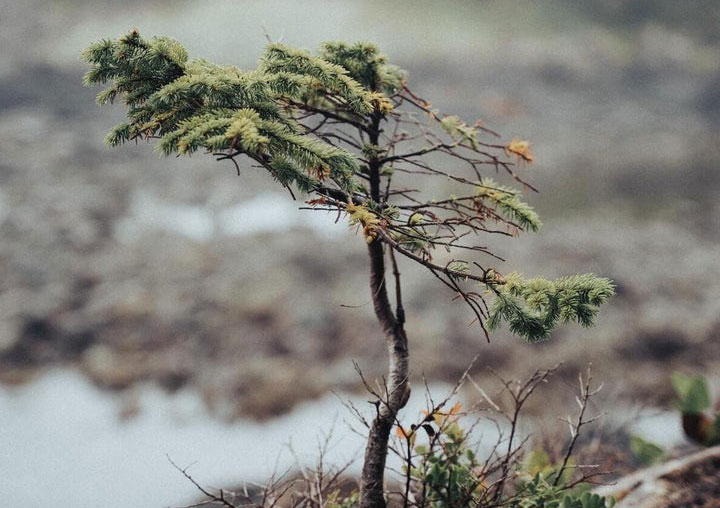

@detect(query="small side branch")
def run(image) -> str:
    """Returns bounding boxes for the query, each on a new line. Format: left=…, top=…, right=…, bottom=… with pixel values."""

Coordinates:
left=554, top=365, right=603, bottom=486
left=167, top=455, right=239, bottom=508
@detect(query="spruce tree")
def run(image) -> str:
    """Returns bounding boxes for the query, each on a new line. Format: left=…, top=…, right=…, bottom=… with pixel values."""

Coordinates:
left=82, top=31, right=614, bottom=508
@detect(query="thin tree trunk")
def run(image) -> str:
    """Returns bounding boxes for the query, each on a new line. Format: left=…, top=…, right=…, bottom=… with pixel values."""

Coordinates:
left=358, top=111, right=411, bottom=508
left=359, top=238, right=410, bottom=508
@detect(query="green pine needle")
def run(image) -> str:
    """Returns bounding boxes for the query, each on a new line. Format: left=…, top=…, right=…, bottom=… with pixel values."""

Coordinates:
left=81, top=29, right=385, bottom=194
left=488, top=273, right=615, bottom=342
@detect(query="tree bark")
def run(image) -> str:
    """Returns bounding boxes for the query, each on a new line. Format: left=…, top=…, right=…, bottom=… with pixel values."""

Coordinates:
left=358, top=238, right=410, bottom=508
left=359, top=110, right=411, bottom=508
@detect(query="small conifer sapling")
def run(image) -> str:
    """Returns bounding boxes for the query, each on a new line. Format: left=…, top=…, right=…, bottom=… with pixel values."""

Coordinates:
left=82, top=31, right=614, bottom=508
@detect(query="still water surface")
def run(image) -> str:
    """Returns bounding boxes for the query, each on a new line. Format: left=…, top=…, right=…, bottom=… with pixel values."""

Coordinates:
left=0, top=370, right=457, bottom=508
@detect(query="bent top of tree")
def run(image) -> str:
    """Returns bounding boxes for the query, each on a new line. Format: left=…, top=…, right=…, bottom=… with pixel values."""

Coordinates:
left=82, top=30, right=614, bottom=508
left=82, top=30, right=613, bottom=341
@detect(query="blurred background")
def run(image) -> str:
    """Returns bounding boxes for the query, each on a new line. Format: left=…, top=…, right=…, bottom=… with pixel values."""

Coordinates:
left=1, top=1, right=718, bottom=506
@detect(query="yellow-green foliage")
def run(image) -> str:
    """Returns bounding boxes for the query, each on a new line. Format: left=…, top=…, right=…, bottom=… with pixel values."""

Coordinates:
left=319, top=41, right=406, bottom=95
left=440, top=115, right=480, bottom=149
left=260, top=43, right=375, bottom=114
left=477, top=178, right=541, bottom=232
left=82, top=30, right=404, bottom=194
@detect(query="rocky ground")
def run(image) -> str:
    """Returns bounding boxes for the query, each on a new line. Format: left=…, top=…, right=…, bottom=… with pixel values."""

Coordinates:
left=1, top=0, right=719, bottom=422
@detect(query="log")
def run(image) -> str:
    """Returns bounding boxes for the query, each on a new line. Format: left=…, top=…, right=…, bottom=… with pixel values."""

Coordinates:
left=594, top=445, right=720, bottom=507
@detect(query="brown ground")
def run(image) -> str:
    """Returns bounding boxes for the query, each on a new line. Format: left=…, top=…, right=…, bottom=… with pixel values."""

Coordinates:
left=663, top=454, right=720, bottom=507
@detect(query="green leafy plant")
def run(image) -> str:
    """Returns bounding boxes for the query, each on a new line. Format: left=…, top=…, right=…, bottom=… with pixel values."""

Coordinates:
left=407, top=405, right=480, bottom=508
left=671, top=372, right=711, bottom=414
left=387, top=366, right=614, bottom=508
left=328, top=491, right=360, bottom=508
left=671, top=371, right=720, bottom=446
left=513, top=474, right=614, bottom=508
left=82, top=31, right=614, bottom=508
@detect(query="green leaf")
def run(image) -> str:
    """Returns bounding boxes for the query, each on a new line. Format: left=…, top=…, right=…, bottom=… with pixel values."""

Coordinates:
left=671, top=372, right=710, bottom=413
left=523, top=449, right=552, bottom=476
left=630, top=435, right=665, bottom=466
